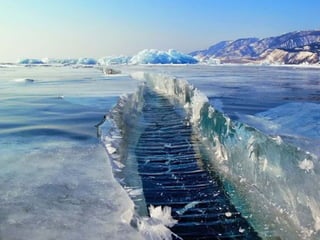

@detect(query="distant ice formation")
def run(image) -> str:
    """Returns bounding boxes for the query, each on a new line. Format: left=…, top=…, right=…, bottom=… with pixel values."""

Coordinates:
left=195, top=55, right=221, bottom=64
left=76, top=58, right=97, bottom=65
left=99, top=49, right=198, bottom=65
left=98, top=55, right=131, bottom=65
left=16, top=49, right=198, bottom=66
left=17, top=57, right=97, bottom=65
left=129, top=49, right=198, bottom=64
left=17, top=58, right=44, bottom=64
left=42, top=58, right=78, bottom=65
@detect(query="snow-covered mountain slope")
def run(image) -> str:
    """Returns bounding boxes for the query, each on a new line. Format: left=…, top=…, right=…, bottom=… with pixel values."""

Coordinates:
left=191, top=30, right=320, bottom=64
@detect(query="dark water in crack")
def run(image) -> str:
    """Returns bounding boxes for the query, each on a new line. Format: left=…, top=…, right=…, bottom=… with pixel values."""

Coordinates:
left=134, top=88, right=261, bottom=239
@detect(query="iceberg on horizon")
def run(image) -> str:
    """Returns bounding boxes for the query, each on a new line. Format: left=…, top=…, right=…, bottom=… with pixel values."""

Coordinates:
left=16, top=49, right=198, bottom=66
left=98, top=49, right=198, bottom=65
left=129, top=49, right=198, bottom=64
left=76, top=57, right=97, bottom=65
left=16, top=58, right=97, bottom=65
left=17, top=58, right=44, bottom=64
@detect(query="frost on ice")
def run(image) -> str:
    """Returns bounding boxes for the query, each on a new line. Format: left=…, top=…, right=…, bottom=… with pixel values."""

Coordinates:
left=138, top=205, right=180, bottom=240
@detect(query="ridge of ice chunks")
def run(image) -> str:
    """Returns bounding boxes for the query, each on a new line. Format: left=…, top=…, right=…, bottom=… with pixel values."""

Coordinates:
left=17, top=58, right=45, bottom=64
left=99, top=49, right=198, bottom=65
left=129, top=49, right=198, bottom=64
left=17, top=58, right=97, bottom=65
left=16, top=49, right=198, bottom=66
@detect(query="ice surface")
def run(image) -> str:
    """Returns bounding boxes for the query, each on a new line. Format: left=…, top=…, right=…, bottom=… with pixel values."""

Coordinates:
left=0, top=139, right=141, bottom=240
left=0, top=66, right=141, bottom=240
left=2, top=64, right=320, bottom=240
left=250, top=102, right=320, bottom=139
left=238, top=102, right=320, bottom=156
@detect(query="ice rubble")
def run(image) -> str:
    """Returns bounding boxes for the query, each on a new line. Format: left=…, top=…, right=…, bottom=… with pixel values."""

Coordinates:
left=99, top=49, right=198, bottom=65
left=17, top=58, right=44, bottom=64
left=42, top=58, right=78, bottom=65
left=17, top=58, right=97, bottom=65
left=76, top=57, right=97, bottom=65
left=129, top=49, right=198, bottom=64
left=16, top=49, right=198, bottom=66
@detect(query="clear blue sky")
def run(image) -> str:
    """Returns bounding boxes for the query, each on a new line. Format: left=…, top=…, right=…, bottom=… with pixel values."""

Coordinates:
left=1, top=0, right=320, bottom=62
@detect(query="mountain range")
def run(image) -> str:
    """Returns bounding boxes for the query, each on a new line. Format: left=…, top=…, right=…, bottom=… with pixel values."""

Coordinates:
left=190, top=30, right=320, bottom=64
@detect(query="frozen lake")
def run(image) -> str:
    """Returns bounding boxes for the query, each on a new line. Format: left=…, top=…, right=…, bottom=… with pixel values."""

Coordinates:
left=0, top=64, right=319, bottom=239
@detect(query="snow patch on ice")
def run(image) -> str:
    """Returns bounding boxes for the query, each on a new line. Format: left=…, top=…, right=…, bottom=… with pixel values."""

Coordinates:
left=298, top=159, right=314, bottom=172
left=13, top=78, right=35, bottom=83
left=191, top=88, right=208, bottom=123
